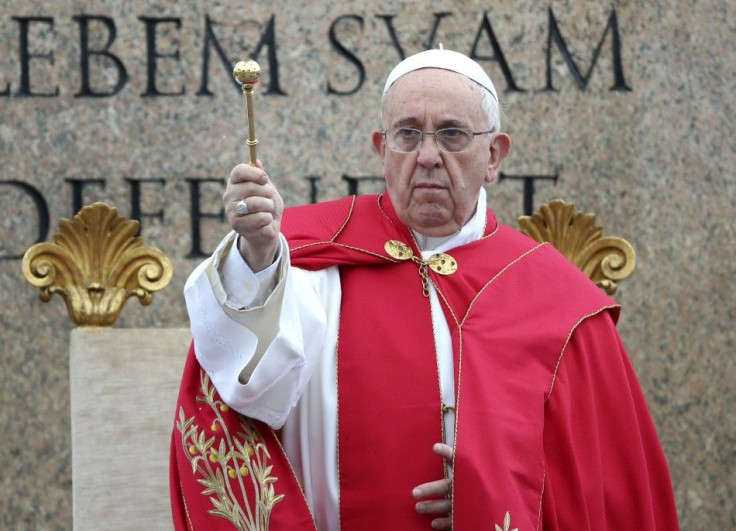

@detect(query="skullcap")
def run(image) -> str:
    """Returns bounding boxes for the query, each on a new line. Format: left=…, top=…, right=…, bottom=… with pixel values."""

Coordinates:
left=382, top=49, right=497, bottom=101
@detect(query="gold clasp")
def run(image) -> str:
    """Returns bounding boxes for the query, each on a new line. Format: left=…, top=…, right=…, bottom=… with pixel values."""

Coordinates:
left=416, top=260, right=431, bottom=298
left=384, top=240, right=413, bottom=260
left=427, top=253, right=457, bottom=275
left=384, top=240, right=457, bottom=298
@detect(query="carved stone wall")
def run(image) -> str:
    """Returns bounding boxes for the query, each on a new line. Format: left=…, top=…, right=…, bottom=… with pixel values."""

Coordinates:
left=1, top=1, right=733, bottom=528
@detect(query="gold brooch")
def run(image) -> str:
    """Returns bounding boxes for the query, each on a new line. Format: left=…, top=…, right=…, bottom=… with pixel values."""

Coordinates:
left=384, top=240, right=413, bottom=260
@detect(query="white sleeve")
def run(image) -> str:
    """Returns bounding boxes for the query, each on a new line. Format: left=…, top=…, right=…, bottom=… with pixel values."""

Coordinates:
left=184, top=231, right=334, bottom=429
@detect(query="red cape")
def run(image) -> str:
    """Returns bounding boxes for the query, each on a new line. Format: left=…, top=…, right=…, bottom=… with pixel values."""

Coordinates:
left=171, top=194, right=678, bottom=530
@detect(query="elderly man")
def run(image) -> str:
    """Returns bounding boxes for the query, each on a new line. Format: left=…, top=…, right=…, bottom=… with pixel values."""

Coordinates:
left=171, top=50, right=678, bottom=530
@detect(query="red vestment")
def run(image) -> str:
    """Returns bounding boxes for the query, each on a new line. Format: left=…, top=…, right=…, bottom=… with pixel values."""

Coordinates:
left=171, top=194, right=678, bottom=530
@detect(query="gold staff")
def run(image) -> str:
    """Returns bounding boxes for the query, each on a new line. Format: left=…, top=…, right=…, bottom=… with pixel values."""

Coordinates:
left=232, top=59, right=262, bottom=166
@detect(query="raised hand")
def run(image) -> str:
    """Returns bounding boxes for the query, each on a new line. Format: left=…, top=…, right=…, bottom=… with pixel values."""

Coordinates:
left=224, top=161, right=284, bottom=272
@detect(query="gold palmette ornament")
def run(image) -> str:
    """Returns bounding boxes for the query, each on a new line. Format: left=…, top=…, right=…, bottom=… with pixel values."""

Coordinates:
left=233, top=59, right=262, bottom=166
left=22, top=202, right=173, bottom=326
left=518, top=199, right=636, bottom=295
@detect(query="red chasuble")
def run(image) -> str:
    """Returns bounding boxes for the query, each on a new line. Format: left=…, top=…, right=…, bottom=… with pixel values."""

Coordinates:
left=171, top=194, right=679, bottom=530
left=170, top=342, right=317, bottom=530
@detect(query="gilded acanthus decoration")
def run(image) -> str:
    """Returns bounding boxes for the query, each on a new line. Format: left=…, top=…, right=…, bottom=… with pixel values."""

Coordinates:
left=22, top=202, right=173, bottom=326
left=518, top=199, right=636, bottom=295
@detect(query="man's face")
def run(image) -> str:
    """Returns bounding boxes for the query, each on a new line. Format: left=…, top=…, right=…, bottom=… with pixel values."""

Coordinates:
left=372, top=69, right=510, bottom=237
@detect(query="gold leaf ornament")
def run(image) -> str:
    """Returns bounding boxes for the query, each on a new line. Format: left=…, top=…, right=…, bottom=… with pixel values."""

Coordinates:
left=177, top=372, right=285, bottom=529
left=495, top=511, right=518, bottom=531
left=518, top=200, right=636, bottom=295
left=22, top=202, right=173, bottom=326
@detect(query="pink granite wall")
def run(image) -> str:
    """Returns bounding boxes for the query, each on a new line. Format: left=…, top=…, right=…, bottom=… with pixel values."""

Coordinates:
left=1, top=1, right=733, bottom=528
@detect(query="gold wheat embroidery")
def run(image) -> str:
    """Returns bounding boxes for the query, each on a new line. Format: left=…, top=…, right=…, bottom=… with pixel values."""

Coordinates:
left=495, top=511, right=518, bottom=531
left=177, top=371, right=284, bottom=530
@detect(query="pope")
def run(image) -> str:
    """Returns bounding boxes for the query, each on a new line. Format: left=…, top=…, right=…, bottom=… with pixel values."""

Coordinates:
left=170, top=49, right=679, bottom=530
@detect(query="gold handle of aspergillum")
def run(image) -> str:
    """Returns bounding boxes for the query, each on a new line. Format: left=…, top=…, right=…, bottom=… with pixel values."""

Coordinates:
left=233, top=59, right=261, bottom=167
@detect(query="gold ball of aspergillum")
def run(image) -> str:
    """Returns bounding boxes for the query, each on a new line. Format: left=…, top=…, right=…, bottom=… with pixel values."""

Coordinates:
left=233, top=60, right=261, bottom=87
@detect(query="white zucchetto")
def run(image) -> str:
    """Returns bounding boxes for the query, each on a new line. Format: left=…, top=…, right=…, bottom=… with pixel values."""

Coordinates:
left=382, top=48, right=498, bottom=101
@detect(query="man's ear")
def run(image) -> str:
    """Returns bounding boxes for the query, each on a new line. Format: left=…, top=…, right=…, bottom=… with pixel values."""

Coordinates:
left=372, top=130, right=385, bottom=158
left=485, top=133, right=511, bottom=183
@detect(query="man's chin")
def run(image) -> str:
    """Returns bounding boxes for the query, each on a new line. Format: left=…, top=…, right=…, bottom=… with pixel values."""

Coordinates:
left=408, top=210, right=459, bottom=236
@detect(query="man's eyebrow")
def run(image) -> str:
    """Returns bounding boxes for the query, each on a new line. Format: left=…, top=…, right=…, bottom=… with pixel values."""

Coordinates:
left=436, top=118, right=467, bottom=128
left=390, top=117, right=469, bottom=128
left=392, top=116, right=420, bottom=127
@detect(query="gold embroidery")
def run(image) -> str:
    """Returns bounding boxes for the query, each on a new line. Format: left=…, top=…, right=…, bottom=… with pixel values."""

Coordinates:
left=177, top=372, right=284, bottom=529
left=495, top=511, right=519, bottom=531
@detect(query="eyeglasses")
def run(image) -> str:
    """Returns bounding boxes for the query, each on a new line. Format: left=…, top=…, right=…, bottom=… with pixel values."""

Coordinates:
left=380, top=126, right=494, bottom=153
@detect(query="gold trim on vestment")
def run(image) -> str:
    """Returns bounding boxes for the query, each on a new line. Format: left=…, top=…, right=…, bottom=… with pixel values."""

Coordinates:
left=545, top=304, right=620, bottom=401
left=518, top=200, right=636, bottom=295
left=535, top=471, right=546, bottom=531
left=460, top=243, right=546, bottom=327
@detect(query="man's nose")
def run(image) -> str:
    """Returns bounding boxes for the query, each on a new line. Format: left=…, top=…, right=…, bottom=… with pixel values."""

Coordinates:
left=416, top=134, right=443, bottom=167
